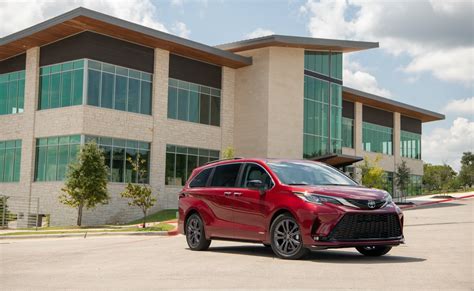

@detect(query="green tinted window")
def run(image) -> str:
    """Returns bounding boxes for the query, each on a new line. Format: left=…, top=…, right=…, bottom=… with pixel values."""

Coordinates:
left=400, top=130, right=421, bottom=159
left=165, top=144, right=220, bottom=186
left=362, top=122, right=393, bottom=155
left=0, top=139, right=22, bottom=182
left=406, top=175, right=423, bottom=196
left=0, top=70, right=25, bottom=115
left=330, top=52, right=343, bottom=80
left=39, top=60, right=84, bottom=110
left=342, top=117, right=353, bottom=148
left=86, top=135, right=150, bottom=184
left=168, top=78, right=221, bottom=126
left=86, top=60, right=152, bottom=115
left=35, top=135, right=81, bottom=181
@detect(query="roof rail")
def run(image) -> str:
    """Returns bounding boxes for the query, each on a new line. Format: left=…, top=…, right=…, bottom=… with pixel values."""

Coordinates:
left=204, top=157, right=244, bottom=165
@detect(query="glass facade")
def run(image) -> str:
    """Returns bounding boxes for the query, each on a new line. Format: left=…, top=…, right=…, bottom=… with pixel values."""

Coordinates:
left=401, top=130, right=421, bottom=159
left=85, top=136, right=150, bottom=184
left=303, top=51, right=343, bottom=158
left=166, top=144, right=219, bottom=186
left=362, top=122, right=393, bottom=155
left=87, top=60, right=152, bottom=115
left=0, top=70, right=25, bottom=115
left=35, top=135, right=81, bottom=181
left=0, top=139, right=22, bottom=183
left=342, top=117, right=354, bottom=148
left=39, top=59, right=152, bottom=115
left=168, top=78, right=221, bottom=126
left=407, top=174, right=423, bottom=196
left=39, top=60, right=84, bottom=109
left=383, top=171, right=394, bottom=195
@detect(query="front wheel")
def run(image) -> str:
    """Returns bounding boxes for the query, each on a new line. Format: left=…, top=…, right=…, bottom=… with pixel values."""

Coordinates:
left=186, top=213, right=211, bottom=251
left=356, top=246, right=392, bottom=256
left=270, top=213, right=309, bottom=260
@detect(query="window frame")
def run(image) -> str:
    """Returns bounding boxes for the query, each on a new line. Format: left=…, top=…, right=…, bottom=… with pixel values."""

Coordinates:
left=237, top=162, right=275, bottom=190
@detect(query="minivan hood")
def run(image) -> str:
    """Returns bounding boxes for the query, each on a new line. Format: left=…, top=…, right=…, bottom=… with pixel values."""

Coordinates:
left=292, top=185, right=388, bottom=200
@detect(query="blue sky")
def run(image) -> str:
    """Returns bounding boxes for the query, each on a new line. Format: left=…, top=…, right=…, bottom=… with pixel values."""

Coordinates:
left=1, top=0, right=472, bottom=170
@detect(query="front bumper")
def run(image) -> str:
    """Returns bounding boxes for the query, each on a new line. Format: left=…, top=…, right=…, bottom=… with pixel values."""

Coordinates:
left=297, top=202, right=404, bottom=249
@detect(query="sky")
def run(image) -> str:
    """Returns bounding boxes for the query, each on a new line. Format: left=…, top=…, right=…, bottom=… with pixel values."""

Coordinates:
left=1, top=0, right=472, bottom=171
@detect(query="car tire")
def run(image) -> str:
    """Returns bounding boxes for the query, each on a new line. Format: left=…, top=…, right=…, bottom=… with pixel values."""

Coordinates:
left=270, top=213, right=309, bottom=260
left=356, top=246, right=392, bottom=256
left=186, top=213, right=211, bottom=251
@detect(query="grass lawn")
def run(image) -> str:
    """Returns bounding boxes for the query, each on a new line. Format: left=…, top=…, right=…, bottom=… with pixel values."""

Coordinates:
left=1, top=223, right=175, bottom=236
left=127, top=209, right=178, bottom=225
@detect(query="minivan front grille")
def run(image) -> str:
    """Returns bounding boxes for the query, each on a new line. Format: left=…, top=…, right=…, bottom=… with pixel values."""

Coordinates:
left=345, top=198, right=386, bottom=209
left=327, top=213, right=402, bottom=241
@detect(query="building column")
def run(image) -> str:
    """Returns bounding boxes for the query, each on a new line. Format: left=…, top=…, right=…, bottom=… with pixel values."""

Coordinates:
left=221, top=67, right=235, bottom=153
left=354, top=102, right=363, bottom=156
left=21, top=47, right=40, bottom=199
left=150, top=48, right=170, bottom=208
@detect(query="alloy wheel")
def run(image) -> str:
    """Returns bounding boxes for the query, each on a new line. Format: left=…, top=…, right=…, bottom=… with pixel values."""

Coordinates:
left=273, top=218, right=302, bottom=256
left=187, top=217, right=202, bottom=248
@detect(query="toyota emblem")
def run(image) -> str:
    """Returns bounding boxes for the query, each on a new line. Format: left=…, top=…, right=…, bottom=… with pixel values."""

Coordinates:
left=367, top=200, right=376, bottom=209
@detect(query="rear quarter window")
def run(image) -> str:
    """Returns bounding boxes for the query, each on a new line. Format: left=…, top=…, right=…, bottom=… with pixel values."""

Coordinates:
left=189, top=168, right=212, bottom=188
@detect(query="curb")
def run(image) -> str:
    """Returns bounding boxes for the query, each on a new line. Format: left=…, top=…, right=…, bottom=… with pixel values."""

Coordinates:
left=398, top=194, right=474, bottom=209
left=0, top=228, right=180, bottom=240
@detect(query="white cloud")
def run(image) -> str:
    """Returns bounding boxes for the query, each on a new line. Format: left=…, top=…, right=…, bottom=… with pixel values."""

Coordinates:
left=444, top=97, right=474, bottom=115
left=172, top=22, right=191, bottom=39
left=422, top=118, right=474, bottom=171
left=0, top=0, right=177, bottom=37
left=170, top=0, right=184, bottom=6
left=301, top=0, right=474, bottom=84
left=245, top=28, right=274, bottom=39
left=342, top=55, right=392, bottom=97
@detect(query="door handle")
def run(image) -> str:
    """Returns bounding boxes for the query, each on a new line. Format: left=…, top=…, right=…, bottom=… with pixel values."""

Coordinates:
left=224, top=191, right=232, bottom=196
left=233, top=192, right=242, bottom=196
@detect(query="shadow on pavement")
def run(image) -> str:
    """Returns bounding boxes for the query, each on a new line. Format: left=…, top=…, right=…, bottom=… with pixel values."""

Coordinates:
left=208, top=245, right=426, bottom=264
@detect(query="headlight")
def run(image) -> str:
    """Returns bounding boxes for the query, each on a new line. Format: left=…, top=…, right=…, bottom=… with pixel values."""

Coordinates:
left=293, top=191, right=342, bottom=205
left=384, top=192, right=393, bottom=204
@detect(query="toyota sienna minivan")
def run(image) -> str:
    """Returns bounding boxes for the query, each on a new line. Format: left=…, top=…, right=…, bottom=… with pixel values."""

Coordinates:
left=178, top=158, right=404, bottom=260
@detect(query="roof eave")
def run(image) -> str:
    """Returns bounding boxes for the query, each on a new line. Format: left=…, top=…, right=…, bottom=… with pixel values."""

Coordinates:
left=342, top=86, right=445, bottom=123
left=0, top=7, right=252, bottom=67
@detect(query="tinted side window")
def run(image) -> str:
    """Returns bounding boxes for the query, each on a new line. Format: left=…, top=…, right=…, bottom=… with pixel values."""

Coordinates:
left=189, top=168, right=212, bottom=188
left=210, top=164, right=241, bottom=187
left=241, top=164, right=273, bottom=189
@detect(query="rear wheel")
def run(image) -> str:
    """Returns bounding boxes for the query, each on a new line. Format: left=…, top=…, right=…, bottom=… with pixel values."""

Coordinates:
left=270, top=214, right=309, bottom=260
left=186, top=213, right=211, bottom=251
left=356, top=246, right=392, bottom=256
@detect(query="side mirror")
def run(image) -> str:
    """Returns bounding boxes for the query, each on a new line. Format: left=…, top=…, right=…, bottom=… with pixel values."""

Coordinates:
left=247, top=180, right=267, bottom=195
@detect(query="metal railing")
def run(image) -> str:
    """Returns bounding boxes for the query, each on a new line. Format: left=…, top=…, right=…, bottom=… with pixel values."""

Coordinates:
left=0, top=195, right=40, bottom=229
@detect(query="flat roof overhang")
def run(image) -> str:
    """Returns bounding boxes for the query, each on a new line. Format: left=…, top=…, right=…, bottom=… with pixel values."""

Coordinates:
left=312, top=154, right=363, bottom=167
left=216, top=35, right=379, bottom=53
left=343, top=86, right=445, bottom=123
left=0, top=7, right=252, bottom=68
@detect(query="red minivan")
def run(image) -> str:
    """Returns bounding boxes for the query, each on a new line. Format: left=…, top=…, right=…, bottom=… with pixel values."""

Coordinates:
left=178, top=158, right=404, bottom=259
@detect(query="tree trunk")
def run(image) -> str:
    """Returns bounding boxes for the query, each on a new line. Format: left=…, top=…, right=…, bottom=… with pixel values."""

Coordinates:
left=142, top=209, right=147, bottom=229
left=77, top=204, right=83, bottom=226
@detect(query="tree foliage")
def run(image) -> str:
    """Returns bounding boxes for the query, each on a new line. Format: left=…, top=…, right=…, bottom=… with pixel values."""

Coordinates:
left=395, top=160, right=411, bottom=194
left=422, top=163, right=457, bottom=192
left=458, top=152, right=474, bottom=187
left=357, top=155, right=385, bottom=189
left=223, top=146, right=235, bottom=159
left=60, top=142, right=109, bottom=226
left=121, top=154, right=156, bottom=228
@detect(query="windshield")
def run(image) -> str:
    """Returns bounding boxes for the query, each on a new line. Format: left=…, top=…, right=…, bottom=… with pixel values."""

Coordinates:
left=266, top=161, right=357, bottom=186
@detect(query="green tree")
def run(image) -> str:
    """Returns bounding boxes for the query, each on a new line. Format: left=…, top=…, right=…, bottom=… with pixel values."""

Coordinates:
left=121, top=154, right=156, bottom=228
left=223, top=146, right=235, bottom=159
left=422, top=163, right=457, bottom=192
left=60, top=142, right=109, bottom=226
left=395, top=160, right=411, bottom=195
left=458, top=152, right=474, bottom=188
left=357, top=155, right=385, bottom=189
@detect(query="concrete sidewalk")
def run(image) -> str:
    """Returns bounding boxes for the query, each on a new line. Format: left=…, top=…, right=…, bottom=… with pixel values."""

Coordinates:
left=398, top=191, right=474, bottom=209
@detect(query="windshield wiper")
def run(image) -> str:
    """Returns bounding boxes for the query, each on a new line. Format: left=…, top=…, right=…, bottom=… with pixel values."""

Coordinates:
left=318, top=183, right=357, bottom=186
left=287, top=183, right=310, bottom=185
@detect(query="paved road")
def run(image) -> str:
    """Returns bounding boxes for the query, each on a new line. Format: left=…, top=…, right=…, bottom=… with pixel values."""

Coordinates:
left=1, top=200, right=473, bottom=290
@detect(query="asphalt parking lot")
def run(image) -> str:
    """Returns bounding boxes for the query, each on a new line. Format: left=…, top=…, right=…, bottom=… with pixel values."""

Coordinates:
left=1, top=199, right=473, bottom=290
